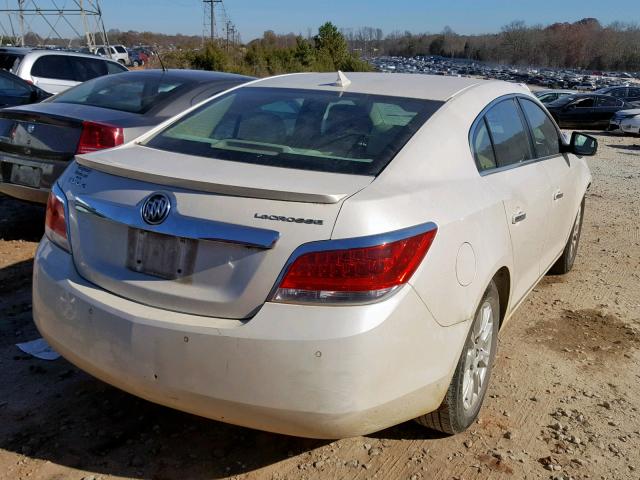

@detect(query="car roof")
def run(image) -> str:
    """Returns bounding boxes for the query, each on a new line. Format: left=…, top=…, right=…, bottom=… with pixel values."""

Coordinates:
left=0, top=47, right=31, bottom=54
left=250, top=72, right=490, bottom=101
left=114, top=69, right=254, bottom=83
left=0, top=47, right=122, bottom=62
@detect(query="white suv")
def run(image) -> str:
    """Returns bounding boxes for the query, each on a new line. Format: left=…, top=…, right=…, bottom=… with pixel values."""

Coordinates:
left=93, top=44, right=130, bottom=66
left=0, top=47, right=128, bottom=94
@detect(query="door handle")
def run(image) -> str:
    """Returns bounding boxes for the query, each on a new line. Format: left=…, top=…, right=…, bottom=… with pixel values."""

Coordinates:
left=512, top=211, right=527, bottom=224
left=553, top=190, right=564, bottom=201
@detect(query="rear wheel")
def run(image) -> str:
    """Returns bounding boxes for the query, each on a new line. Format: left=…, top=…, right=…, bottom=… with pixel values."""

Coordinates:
left=415, top=281, right=500, bottom=434
left=549, top=198, right=584, bottom=275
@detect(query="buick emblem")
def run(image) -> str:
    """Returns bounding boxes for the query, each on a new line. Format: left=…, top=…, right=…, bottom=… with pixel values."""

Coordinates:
left=141, top=193, right=171, bottom=225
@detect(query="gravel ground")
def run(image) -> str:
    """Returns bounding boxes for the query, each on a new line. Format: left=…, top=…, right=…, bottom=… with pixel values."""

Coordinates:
left=0, top=132, right=639, bottom=480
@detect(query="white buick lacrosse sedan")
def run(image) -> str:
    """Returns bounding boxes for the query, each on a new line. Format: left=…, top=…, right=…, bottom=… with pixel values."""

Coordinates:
left=33, top=72, right=597, bottom=438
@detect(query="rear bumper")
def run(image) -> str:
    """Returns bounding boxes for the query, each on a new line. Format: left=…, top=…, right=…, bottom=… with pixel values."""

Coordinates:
left=609, top=120, right=640, bottom=134
left=0, top=153, right=69, bottom=204
left=0, top=181, right=49, bottom=203
left=33, top=238, right=470, bottom=438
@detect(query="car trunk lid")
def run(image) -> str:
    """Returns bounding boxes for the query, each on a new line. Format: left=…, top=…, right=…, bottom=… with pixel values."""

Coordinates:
left=0, top=104, right=141, bottom=161
left=63, top=146, right=373, bottom=319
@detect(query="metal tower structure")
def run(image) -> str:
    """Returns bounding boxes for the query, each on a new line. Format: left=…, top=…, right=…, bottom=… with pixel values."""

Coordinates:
left=202, top=0, right=221, bottom=42
left=203, top=0, right=238, bottom=46
left=0, top=0, right=109, bottom=49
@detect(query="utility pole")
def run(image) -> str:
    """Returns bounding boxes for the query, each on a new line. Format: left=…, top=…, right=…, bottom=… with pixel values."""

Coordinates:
left=17, top=0, right=24, bottom=46
left=203, top=0, right=221, bottom=42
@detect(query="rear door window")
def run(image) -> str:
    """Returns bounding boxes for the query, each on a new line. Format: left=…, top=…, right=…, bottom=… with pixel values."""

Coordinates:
left=609, top=88, right=627, bottom=98
left=31, top=55, right=74, bottom=80
left=597, top=96, right=622, bottom=108
left=572, top=97, right=595, bottom=108
left=472, top=119, right=497, bottom=171
left=519, top=98, right=560, bottom=158
left=115, top=46, right=127, bottom=54
left=484, top=98, right=533, bottom=167
left=71, top=57, right=108, bottom=82
left=628, top=87, right=640, bottom=98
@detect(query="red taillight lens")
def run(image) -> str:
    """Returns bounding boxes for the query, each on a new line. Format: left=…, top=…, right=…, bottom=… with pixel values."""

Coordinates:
left=272, top=227, right=437, bottom=304
left=45, top=185, right=70, bottom=252
left=76, top=121, right=124, bottom=154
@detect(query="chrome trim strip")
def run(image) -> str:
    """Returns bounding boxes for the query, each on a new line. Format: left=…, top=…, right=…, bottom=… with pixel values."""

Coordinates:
left=74, top=194, right=280, bottom=249
left=267, top=221, right=438, bottom=303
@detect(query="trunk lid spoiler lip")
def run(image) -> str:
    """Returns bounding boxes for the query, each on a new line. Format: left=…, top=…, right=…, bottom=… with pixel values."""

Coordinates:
left=0, top=109, right=83, bottom=128
left=75, top=151, right=374, bottom=204
left=73, top=193, right=280, bottom=249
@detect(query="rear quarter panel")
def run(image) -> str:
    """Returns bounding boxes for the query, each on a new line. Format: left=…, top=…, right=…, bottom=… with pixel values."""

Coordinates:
left=333, top=82, right=523, bottom=327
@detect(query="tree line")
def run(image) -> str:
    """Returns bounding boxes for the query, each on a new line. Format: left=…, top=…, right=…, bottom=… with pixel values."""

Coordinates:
left=145, top=22, right=371, bottom=76
left=345, top=18, right=640, bottom=72
left=10, top=17, right=639, bottom=74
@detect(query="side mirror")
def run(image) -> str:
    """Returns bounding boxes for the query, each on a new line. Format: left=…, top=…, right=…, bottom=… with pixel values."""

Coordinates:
left=561, top=132, right=598, bottom=156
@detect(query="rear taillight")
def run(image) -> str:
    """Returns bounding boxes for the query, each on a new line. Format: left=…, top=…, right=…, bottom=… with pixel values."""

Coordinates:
left=76, top=121, right=124, bottom=154
left=45, top=183, right=70, bottom=252
left=270, top=224, right=437, bottom=305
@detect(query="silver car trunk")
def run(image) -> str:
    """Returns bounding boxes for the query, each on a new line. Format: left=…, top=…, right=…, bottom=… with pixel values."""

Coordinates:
left=62, top=145, right=372, bottom=319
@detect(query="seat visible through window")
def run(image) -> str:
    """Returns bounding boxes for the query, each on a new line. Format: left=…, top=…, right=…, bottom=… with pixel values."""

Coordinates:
left=236, top=112, right=287, bottom=144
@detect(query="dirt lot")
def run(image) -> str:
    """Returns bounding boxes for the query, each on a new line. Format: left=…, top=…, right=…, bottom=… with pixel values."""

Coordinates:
left=1, top=132, right=639, bottom=480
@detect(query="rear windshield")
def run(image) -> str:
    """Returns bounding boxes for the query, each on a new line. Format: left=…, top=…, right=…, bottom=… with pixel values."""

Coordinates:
left=145, top=87, right=442, bottom=175
left=50, top=74, right=192, bottom=114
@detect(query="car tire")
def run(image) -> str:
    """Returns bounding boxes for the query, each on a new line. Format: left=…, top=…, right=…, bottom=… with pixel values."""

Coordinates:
left=118, top=59, right=126, bottom=65
left=132, top=60, right=140, bottom=67
left=415, top=280, right=500, bottom=435
left=549, top=198, right=584, bottom=275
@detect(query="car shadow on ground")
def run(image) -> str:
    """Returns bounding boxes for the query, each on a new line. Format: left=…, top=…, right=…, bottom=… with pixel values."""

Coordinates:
left=0, top=340, right=443, bottom=479
left=0, top=359, right=331, bottom=479
left=606, top=143, right=640, bottom=151
left=0, top=196, right=45, bottom=242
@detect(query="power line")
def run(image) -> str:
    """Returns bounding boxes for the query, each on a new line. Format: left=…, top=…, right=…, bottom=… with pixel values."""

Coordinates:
left=202, top=0, right=238, bottom=46
left=0, top=0, right=109, bottom=49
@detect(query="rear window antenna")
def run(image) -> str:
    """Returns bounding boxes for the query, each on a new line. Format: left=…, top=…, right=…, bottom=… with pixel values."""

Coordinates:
left=155, top=49, right=167, bottom=72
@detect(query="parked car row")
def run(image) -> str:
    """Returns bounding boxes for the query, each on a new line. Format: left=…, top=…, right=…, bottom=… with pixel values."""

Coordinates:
left=534, top=89, right=640, bottom=133
left=0, top=66, right=600, bottom=438
left=372, top=55, right=638, bottom=91
left=373, top=55, right=640, bottom=134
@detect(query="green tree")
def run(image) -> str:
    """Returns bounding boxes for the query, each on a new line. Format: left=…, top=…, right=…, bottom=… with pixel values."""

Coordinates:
left=294, top=36, right=315, bottom=67
left=314, top=21, right=349, bottom=69
left=190, top=41, right=229, bottom=71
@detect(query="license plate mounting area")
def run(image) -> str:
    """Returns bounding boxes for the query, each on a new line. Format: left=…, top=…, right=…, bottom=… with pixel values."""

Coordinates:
left=126, top=228, right=198, bottom=280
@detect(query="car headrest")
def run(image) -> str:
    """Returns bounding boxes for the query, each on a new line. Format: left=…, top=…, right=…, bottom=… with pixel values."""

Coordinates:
left=324, top=104, right=372, bottom=135
left=237, top=111, right=287, bottom=144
